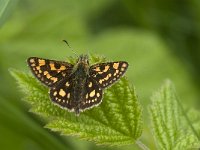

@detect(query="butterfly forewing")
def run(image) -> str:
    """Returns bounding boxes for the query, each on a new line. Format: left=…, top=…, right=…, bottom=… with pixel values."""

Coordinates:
left=89, top=61, right=128, bottom=88
left=27, top=57, right=73, bottom=87
left=80, top=77, right=103, bottom=110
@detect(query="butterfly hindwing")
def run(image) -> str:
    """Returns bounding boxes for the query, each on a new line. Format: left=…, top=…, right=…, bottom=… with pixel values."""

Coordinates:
left=49, top=76, right=74, bottom=110
left=50, top=76, right=103, bottom=112
left=27, top=57, right=73, bottom=87
left=80, top=77, right=103, bottom=110
left=89, top=61, right=128, bottom=88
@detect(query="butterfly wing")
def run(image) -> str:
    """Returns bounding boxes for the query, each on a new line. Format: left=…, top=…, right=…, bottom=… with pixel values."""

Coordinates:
left=50, top=76, right=103, bottom=113
left=49, top=75, right=75, bottom=111
left=79, top=77, right=103, bottom=110
left=89, top=61, right=128, bottom=88
left=27, top=57, right=73, bottom=87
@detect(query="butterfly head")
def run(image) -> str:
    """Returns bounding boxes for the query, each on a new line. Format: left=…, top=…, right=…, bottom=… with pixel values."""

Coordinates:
left=71, top=54, right=90, bottom=75
left=77, top=54, right=89, bottom=66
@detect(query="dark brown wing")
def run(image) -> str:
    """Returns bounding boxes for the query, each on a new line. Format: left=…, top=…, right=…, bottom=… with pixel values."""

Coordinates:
left=79, top=77, right=103, bottom=110
left=49, top=75, right=75, bottom=111
left=27, top=57, right=73, bottom=87
left=89, top=61, right=128, bottom=88
left=50, top=76, right=103, bottom=114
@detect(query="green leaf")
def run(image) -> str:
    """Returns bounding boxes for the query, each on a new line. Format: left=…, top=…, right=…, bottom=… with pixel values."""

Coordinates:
left=149, top=80, right=200, bottom=150
left=10, top=55, right=143, bottom=146
left=0, top=96, right=74, bottom=150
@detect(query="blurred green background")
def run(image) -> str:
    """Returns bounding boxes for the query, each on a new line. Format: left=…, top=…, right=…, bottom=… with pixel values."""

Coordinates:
left=0, top=0, right=200, bottom=149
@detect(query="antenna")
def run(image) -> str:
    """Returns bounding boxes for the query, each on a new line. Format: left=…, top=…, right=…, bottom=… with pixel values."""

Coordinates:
left=62, top=40, right=78, bottom=57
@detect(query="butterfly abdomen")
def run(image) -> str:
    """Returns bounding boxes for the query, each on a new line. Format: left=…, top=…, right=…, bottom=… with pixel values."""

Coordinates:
left=72, top=64, right=88, bottom=102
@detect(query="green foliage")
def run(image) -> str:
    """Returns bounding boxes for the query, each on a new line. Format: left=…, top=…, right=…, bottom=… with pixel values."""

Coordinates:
left=149, top=80, right=200, bottom=150
left=0, top=0, right=9, bottom=21
left=10, top=55, right=143, bottom=146
left=0, top=0, right=17, bottom=26
left=0, top=96, right=73, bottom=150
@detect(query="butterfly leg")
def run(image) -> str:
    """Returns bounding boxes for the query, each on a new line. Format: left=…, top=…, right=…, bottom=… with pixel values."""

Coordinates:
left=74, top=106, right=80, bottom=115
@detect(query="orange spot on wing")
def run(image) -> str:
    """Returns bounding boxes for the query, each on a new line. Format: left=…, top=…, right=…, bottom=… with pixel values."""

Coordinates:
left=113, top=63, right=119, bottom=69
left=103, top=65, right=109, bottom=72
left=59, top=65, right=66, bottom=70
left=51, top=77, right=58, bottom=83
left=50, top=63, right=56, bottom=70
left=38, top=59, right=45, bottom=66
left=95, top=67, right=101, bottom=72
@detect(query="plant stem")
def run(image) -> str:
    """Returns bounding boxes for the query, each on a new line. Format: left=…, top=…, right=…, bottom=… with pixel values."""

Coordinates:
left=136, top=140, right=150, bottom=150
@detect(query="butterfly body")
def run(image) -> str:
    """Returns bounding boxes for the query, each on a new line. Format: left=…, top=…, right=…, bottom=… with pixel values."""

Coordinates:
left=70, top=55, right=89, bottom=113
left=27, top=54, right=128, bottom=115
left=71, top=54, right=89, bottom=101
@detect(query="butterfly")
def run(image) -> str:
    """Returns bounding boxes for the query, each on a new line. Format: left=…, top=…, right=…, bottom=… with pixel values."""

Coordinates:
left=27, top=54, right=128, bottom=115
